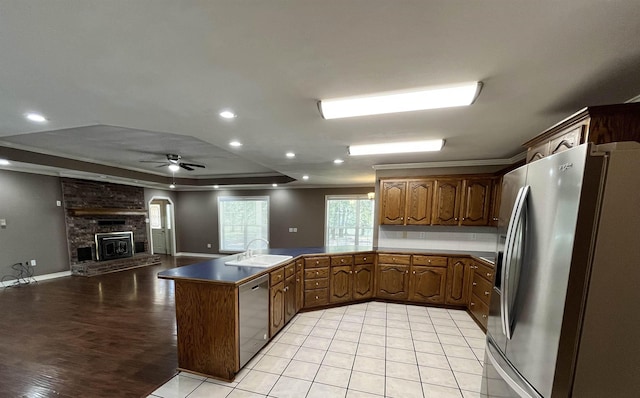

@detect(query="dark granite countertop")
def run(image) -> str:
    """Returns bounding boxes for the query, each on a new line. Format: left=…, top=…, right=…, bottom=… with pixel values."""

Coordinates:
left=157, top=246, right=496, bottom=285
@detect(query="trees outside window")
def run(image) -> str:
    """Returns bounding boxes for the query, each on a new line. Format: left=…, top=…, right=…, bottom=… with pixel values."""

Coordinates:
left=325, top=195, right=374, bottom=247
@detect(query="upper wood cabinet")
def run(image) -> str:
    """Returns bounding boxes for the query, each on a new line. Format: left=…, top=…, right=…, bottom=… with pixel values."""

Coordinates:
left=380, top=181, right=407, bottom=225
left=460, top=178, right=492, bottom=226
left=523, top=103, right=640, bottom=163
left=432, top=179, right=462, bottom=225
left=380, top=180, right=433, bottom=225
left=489, top=177, right=502, bottom=227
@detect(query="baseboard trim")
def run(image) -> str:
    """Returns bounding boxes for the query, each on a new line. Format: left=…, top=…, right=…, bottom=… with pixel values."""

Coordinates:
left=36, top=270, right=72, bottom=281
left=175, top=252, right=223, bottom=258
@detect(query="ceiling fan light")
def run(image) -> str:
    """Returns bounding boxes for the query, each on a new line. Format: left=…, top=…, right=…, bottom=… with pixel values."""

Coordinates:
left=349, top=139, right=444, bottom=156
left=168, top=164, right=180, bottom=172
left=318, top=82, right=482, bottom=119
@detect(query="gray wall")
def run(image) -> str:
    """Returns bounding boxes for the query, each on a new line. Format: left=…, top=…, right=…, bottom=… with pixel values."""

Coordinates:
left=175, top=187, right=373, bottom=254
left=0, top=170, right=69, bottom=276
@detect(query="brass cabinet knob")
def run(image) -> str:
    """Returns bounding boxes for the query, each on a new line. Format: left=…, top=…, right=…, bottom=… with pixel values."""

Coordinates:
left=315, top=282, right=319, bottom=286
left=316, top=261, right=319, bottom=265
left=472, top=282, right=477, bottom=286
left=484, top=291, right=490, bottom=296
left=455, top=217, right=459, bottom=221
left=315, top=296, right=319, bottom=299
left=482, top=314, right=487, bottom=318
left=350, top=271, right=353, bottom=274
left=363, top=257, right=367, bottom=261
left=406, top=270, right=409, bottom=274
left=470, top=302, right=475, bottom=306
left=341, top=259, right=344, bottom=263
left=487, top=273, right=492, bottom=277
left=413, top=271, right=416, bottom=274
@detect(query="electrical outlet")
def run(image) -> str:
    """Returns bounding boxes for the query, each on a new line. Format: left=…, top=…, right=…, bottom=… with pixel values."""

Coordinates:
left=56, top=200, right=61, bottom=207
left=30, top=259, right=36, bottom=266
left=207, top=243, right=212, bottom=248
left=419, top=232, right=426, bottom=238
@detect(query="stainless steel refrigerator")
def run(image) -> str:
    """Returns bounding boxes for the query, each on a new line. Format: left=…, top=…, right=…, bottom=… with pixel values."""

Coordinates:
left=481, top=142, right=640, bottom=397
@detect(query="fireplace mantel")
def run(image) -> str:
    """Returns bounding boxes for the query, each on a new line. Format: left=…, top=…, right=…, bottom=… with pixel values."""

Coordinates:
left=68, top=208, right=148, bottom=216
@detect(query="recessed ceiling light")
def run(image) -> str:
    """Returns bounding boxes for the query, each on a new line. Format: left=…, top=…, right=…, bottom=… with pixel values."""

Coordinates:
left=286, top=152, right=296, bottom=158
left=349, top=139, right=445, bottom=156
left=333, top=159, right=344, bottom=164
left=169, top=184, right=176, bottom=189
left=229, top=140, right=242, bottom=147
left=168, top=164, right=180, bottom=172
left=213, top=185, right=219, bottom=189
left=272, top=183, right=278, bottom=187
left=302, top=175, right=309, bottom=180
left=0, top=159, right=10, bottom=166
left=318, top=82, right=482, bottom=119
left=219, top=110, right=237, bottom=119
left=25, top=112, right=47, bottom=123
left=99, top=175, right=107, bottom=179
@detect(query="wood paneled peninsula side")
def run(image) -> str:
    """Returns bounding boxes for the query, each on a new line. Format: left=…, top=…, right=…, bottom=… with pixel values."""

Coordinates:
left=158, top=246, right=495, bottom=381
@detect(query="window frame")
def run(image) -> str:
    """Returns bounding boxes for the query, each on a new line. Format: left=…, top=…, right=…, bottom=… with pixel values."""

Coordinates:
left=217, top=195, right=270, bottom=253
left=324, top=194, right=374, bottom=247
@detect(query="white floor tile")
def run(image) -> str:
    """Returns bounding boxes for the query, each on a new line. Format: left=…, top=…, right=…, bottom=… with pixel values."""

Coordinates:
left=307, top=382, right=347, bottom=398
left=472, top=347, right=486, bottom=361
left=416, top=352, right=451, bottom=370
left=245, top=354, right=264, bottom=369
left=385, top=361, right=420, bottom=381
left=346, top=389, right=383, bottom=397
left=339, top=320, right=364, bottom=332
left=448, top=357, right=483, bottom=375
left=295, top=316, right=319, bottom=326
left=282, top=359, right=320, bottom=381
left=314, top=365, right=352, bottom=388
left=234, top=370, right=280, bottom=395
left=386, top=347, right=416, bottom=364
left=414, top=340, right=445, bottom=355
left=359, top=333, right=386, bottom=347
left=386, top=312, right=409, bottom=321
left=252, top=355, right=291, bottom=375
left=438, top=334, right=469, bottom=347
left=322, top=351, right=356, bottom=369
left=265, top=342, right=300, bottom=359
left=287, top=323, right=314, bottom=335
left=461, top=389, right=482, bottom=398
left=318, top=319, right=341, bottom=329
left=293, top=346, right=326, bottom=364
left=361, top=324, right=386, bottom=336
left=269, top=376, right=312, bottom=398
left=363, top=316, right=386, bottom=326
left=411, top=330, right=439, bottom=342
left=277, top=332, right=307, bottom=346
left=353, top=356, right=385, bottom=375
left=423, top=383, right=464, bottom=398
left=309, top=326, right=337, bottom=339
left=442, top=344, right=477, bottom=359
left=431, top=317, right=458, bottom=327
left=334, top=329, right=360, bottom=342
left=356, top=343, right=386, bottom=360
left=348, top=370, right=385, bottom=395
left=187, top=381, right=233, bottom=398
left=328, top=339, right=358, bottom=355
left=435, top=325, right=463, bottom=336
left=303, top=336, right=332, bottom=350
left=226, top=389, right=267, bottom=398
left=419, top=366, right=458, bottom=388
left=385, top=377, right=423, bottom=398
left=386, top=336, right=414, bottom=350
left=151, top=374, right=203, bottom=398
left=465, top=337, right=486, bottom=349
left=454, top=371, right=483, bottom=392
left=387, top=320, right=410, bottom=330
left=410, top=322, right=436, bottom=333
left=386, top=327, right=412, bottom=339
left=342, top=315, right=365, bottom=324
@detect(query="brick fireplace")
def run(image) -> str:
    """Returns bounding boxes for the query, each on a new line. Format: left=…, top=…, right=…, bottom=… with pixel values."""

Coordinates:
left=61, top=178, right=160, bottom=276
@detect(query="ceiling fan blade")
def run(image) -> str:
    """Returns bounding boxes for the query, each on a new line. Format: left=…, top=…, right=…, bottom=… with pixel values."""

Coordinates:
left=139, top=160, right=168, bottom=164
left=180, top=164, right=195, bottom=171
left=155, top=164, right=170, bottom=168
left=181, top=163, right=205, bottom=168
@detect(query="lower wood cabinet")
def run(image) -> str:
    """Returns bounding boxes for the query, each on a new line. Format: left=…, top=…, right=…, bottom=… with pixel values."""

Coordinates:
left=468, top=260, right=495, bottom=329
left=353, top=264, right=374, bottom=300
left=304, top=256, right=330, bottom=308
left=295, top=260, right=303, bottom=312
left=284, top=274, right=296, bottom=324
left=445, top=257, right=472, bottom=305
left=330, top=265, right=352, bottom=303
left=270, top=281, right=285, bottom=337
left=409, top=266, right=447, bottom=304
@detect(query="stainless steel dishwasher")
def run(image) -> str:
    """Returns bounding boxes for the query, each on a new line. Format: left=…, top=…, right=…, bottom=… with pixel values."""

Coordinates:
left=238, top=274, right=269, bottom=367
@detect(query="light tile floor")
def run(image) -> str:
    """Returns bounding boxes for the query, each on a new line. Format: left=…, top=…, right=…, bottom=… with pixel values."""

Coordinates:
left=149, top=302, right=486, bottom=398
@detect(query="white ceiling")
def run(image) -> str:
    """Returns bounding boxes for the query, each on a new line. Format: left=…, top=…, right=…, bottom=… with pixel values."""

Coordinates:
left=1, top=1, right=639, bottom=188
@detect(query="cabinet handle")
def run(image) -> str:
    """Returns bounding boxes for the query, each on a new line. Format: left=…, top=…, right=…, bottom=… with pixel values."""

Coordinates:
left=470, top=302, right=475, bottom=306
left=350, top=270, right=353, bottom=274
left=413, top=271, right=416, bottom=274
left=455, top=217, right=459, bottom=221
left=392, top=257, right=395, bottom=261
left=316, top=271, right=319, bottom=275
left=315, top=296, right=319, bottom=299
left=484, top=291, right=490, bottom=296
left=487, top=273, right=492, bottom=277
left=341, top=259, right=344, bottom=263
left=462, top=217, right=465, bottom=221
left=401, top=217, right=404, bottom=220
left=405, top=270, right=409, bottom=274
left=482, top=314, right=487, bottom=318
left=363, top=257, right=367, bottom=261
left=493, top=217, right=499, bottom=221
left=315, top=282, right=319, bottom=286
left=316, top=261, right=319, bottom=265
left=428, top=259, right=431, bottom=264
left=472, top=282, right=477, bottom=286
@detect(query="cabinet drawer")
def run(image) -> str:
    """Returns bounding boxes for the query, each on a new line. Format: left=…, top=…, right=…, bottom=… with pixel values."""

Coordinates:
left=305, top=256, right=330, bottom=268
left=305, top=289, right=329, bottom=307
left=412, top=255, right=447, bottom=267
left=550, top=126, right=583, bottom=155
left=469, top=292, right=489, bottom=329
left=354, top=253, right=374, bottom=264
left=475, top=262, right=495, bottom=283
left=284, top=262, right=295, bottom=278
left=296, top=260, right=304, bottom=273
left=378, top=254, right=411, bottom=265
left=472, top=275, right=493, bottom=305
left=304, top=267, right=329, bottom=280
left=305, top=278, right=328, bottom=290
left=331, top=255, right=353, bottom=266
left=270, top=268, right=285, bottom=286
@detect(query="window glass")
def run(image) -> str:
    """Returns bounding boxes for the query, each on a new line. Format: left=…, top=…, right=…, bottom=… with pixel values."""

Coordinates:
left=325, top=195, right=374, bottom=246
left=218, top=196, right=269, bottom=252
left=150, top=204, right=161, bottom=229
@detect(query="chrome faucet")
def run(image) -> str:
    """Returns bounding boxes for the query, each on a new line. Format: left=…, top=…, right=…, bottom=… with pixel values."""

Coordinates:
left=245, top=238, right=269, bottom=258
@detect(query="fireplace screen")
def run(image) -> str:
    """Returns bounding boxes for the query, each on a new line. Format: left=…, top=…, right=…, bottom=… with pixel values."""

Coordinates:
left=95, top=232, right=134, bottom=261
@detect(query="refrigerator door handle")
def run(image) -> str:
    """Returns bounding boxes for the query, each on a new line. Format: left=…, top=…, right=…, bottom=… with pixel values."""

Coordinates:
left=501, top=185, right=529, bottom=339
left=486, top=338, right=541, bottom=398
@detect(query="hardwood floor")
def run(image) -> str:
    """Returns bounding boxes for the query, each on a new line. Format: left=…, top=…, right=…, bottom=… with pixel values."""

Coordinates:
left=0, top=255, right=204, bottom=398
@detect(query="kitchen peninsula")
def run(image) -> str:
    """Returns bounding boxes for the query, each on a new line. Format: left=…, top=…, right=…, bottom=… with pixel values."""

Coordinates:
left=158, top=246, right=495, bottom=381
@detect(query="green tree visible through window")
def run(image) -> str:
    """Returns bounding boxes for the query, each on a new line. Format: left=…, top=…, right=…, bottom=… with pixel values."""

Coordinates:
left=218, top=196, right=269, bottom=251
left=325, top=195, right=374, bottom=246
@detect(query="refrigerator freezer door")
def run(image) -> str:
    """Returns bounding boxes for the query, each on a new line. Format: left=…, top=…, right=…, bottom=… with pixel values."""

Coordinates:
left=481, top=337, right=542, bottom=398
left=504, top=144, right=589, bottom=397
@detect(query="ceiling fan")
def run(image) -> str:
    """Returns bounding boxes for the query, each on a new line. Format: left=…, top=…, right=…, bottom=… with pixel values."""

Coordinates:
left=140, top=154, right=206, bottom=171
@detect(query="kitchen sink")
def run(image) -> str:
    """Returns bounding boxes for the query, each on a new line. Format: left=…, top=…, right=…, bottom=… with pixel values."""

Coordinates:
left=225, top=254, right=293, bottom=267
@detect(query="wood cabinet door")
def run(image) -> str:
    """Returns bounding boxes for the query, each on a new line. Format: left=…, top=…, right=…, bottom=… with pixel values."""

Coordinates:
left=445, top=258, right=472, bottom=306
left=295, top=270, right=303, bottom=313
left=376, top=265, right=410, bottom=300
left=409, top=266, right=447, bottom=304
left=432, top=179, right=462, bottom=225
left=380, top=181, right=407, bottom=225
left=353, top=264, right=374, bottom=300
left=406, top=180, right=433, bottom=225
left=330, top=265, right=352, bottom=303
left=489, top=177, right=502, bottom=227
left=460, top=178, right=492, bottom=226
left=270, top=283, right=285, bottom=337
left=284, top=275, right=297, bottom=324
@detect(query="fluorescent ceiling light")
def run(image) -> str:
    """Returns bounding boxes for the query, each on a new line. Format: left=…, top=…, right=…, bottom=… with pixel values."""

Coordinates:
left=318, top=82, right=482, bottom=119
left=168, top=164, right=180, bottom=172
left=349, top=139, right=444, bottom=156
left=333, top=159, right=344, bottom=164
left=229, top=140, right=242, bottom=147
left=219, top=110, right=237, bottom=119
left=25, top=112, right=47, bottom=123
left=0, top=159, right=10, bottom=166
